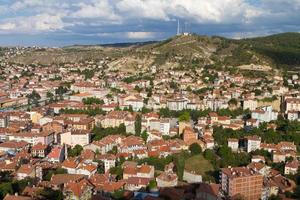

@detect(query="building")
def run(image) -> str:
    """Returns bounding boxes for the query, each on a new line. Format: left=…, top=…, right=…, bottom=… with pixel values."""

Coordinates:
left=228, top=138, right=239, bottom=152
left=245, top=136, right=261, bottom=153
left=60, top=130, right=91, bottom=147
left=31, top=143, right=48, bottom=158
left=220, top=167, right=263, bottom=200
left=251, top=106, right=278, bottom=123
left=285, top=98, right=300, bottom=113
left=284, top=160, right=299, bottom=175
left=167, top=97, right=188, bottom=111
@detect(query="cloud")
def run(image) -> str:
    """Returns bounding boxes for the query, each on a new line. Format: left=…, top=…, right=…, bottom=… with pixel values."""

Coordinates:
left=126, top=31, right=157, bottom=39
left=0, top=0, right=300, bottom=45
left=0, top=14, right=65, bottom=33
left=0, top=22, right=16, bottom=31
left=72, top=0, right=121, bottom=22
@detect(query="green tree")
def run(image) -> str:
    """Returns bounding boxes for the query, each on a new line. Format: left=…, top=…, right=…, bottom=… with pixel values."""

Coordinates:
left=179, top=111, right=190, bottom=122
left=135, top=114, right=142, bottom=136
left=27, top=90, right=41, bottom=107
left=141, top=130, right=148, bottom=142
left=189, top=143, right=202, bottom=155
left=68, top=145, right=83, bottom=157
left=46, top=91, right=54, bottom=103
left=0, top=183, right=13, bottom=199
left=82, top=97, right=104, bottom=105
left=38, top=187, right=63, bottom=200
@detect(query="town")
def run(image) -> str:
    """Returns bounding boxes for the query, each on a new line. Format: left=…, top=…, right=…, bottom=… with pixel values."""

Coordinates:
left=0, top=44, right=300, bottom=200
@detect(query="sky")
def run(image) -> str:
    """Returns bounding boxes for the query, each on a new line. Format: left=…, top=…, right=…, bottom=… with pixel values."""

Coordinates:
left=0, top=0, right=299, bottom=46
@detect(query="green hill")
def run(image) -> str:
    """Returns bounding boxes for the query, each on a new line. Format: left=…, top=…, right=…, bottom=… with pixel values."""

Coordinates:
left=5, top=32, right=300, bottom=70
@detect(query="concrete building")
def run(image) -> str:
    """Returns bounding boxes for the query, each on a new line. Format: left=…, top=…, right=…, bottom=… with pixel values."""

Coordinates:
left=220, top=167, right=263, bottom=200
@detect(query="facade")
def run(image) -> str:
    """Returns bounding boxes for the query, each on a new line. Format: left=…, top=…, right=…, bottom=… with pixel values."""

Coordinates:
left=245, top=136, right=261, bottom=153
left=228, top=138, right=239, bottom=152
left=220, top=167, right=263, bottom=200
left=251, top=106, right=278, bottom=122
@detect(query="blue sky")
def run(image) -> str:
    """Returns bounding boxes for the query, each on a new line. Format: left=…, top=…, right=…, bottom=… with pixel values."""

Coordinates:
left=0, top=0, right=299, bottom=46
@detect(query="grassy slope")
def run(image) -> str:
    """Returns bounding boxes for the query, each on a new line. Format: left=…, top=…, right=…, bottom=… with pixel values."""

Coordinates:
left=184, top=154, right=214, bottom=175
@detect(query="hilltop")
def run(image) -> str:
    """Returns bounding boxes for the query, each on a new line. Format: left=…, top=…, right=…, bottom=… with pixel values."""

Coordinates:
left=4, top=32, right=300, bottom=71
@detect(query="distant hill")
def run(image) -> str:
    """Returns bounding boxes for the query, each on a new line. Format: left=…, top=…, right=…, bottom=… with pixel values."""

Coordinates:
left=6, top=32, right=300, bottom=70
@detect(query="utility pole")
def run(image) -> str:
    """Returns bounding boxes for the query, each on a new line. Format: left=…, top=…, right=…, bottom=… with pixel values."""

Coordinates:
left=177, top=19, right=180, bottom=36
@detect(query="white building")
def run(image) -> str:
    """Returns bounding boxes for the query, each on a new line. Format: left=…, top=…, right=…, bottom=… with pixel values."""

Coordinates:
left=243, top=99, right=257, bottom=111
left=245, top=136, right=261, bottom=153
left=251, top=106, right=278, bottom=123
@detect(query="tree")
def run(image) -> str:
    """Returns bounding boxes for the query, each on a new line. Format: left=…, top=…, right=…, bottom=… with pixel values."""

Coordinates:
left=135, top=114, right=142, bottom=136
left=44, top=168, right=67, bottom=181
left=179, top=111, right=191, bottom=122
left=82, top=97, right=104, bottom=105
left=46, top=91, right=54, bottom=103
left=141, top=130, right=148, bottom=142
left=228, top=98, right=238, bottom=106
left=189, top=143, right=202, bottom=155
left=0, top=183, right=13, bottom=199
left=147, top=180, right=157, bottom=190
left=68, top=145, right=83, bottom=157
left=38, top=187, right=63, bottom=200
left=110, top=166, right=123, bottom=180
left=27, top=90, right=41, bottom=107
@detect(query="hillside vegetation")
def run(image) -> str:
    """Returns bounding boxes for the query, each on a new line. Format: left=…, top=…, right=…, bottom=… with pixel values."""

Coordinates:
left=6, top=32, right=300, bottom=71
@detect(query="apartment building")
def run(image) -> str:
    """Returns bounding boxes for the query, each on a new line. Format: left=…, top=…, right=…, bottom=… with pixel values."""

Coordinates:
left=220, top=167, right=263, bottom=200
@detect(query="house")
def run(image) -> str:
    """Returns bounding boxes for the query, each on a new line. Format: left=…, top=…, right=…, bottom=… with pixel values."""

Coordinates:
left=50, top=174, right=85, bottom=189
left=251, top=106, right=278, bottom=123
left=16, top=164, right=41, bottom=180
left=64, top=178, right=94, bottom=200
left=118, top=135, right=146, bottom=153
left=31, top=143, right=48, bottom=158
left=183, top=127, right=197, bottom=144
left=47, top=145, right=66, bottom=163
left=0, top=113, right=8, bottom=128
left=196, top=183, right=221, bottom=200
left=285, top=98, right=300, bottom=113
left=84, top=135, right=123, bottom=154
left=287, top=111, right=299, bottom=121
left=247, top=162, right=271, bottom=177
left=273, top=150, right=296, bottom=163
left=123, top=163, right=155, bottom=180
left=60, top=130, right=91, bottom=147
left=243, top=99, right=257, bottom=111
left=0, top=140, right=29, bottom=153
left=119, top=94, right=144, bottom=111
left=62, top=158, right=97, bottom=177
left=125, top=177, right=152, bottom=191
left=251, top=155, right=265, bottom=163
left=167, top=97, right=188, bottom=111
left=183, top=169, right=202, bottom=183
left=245, top=136, right=261, bottom=153
left=97, top=154, right=116, bottom=172
left=228, top=138, right=239, bottom=152
left=156, top=163, right=178, bottom=188
left=284, top=160, right=299, bottom=175
left=156, top=172, right=178, bottom=188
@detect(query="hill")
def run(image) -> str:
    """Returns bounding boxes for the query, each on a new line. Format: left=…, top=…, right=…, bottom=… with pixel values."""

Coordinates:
left=5, top=32, right=300, bottom=71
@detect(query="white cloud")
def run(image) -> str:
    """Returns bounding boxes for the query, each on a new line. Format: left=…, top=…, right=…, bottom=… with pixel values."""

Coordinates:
left=72, top=0, right=121, bottom=22
left=126, top=31, right=157, bottom=39
left=116, top=0, right=254, bottom=24
left=0, top=23, right=16, bottom=30
left=0, top=14, right=65, bottom=33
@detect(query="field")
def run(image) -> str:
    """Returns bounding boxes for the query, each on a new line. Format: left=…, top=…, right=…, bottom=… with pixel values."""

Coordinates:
left=184, top=154, right=216, bottom=182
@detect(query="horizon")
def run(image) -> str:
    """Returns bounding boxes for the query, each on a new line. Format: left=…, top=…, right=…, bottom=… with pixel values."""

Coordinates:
left=0, top=1, right=300, bottom=46
left=1, top=31, right=299, bottom=48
